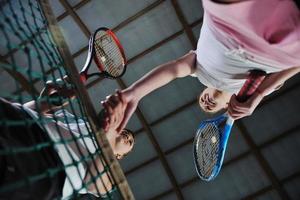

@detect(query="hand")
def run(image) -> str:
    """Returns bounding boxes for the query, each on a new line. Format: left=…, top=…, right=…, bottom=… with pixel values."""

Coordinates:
left=101, top=90, right=127, bottom=133
left=227, top=92, right=263, bottom=120
left=102, top=88, right=139, bottom=133
left=40, top=77, right=75, bottom=107
left=116, top=88, right=139, bottom=133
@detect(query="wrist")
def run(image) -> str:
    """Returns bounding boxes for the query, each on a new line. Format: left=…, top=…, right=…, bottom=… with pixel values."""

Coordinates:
left=124, top=85, right=142, bottom=102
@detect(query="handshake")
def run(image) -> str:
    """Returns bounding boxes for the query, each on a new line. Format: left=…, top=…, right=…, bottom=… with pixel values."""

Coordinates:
left=39, top=79, right=138, bottom=135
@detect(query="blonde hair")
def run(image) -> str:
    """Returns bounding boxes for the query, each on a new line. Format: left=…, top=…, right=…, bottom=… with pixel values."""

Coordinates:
left=198, top=94, right=226, bottom=114
left=116, top=129, right=135, bottom=160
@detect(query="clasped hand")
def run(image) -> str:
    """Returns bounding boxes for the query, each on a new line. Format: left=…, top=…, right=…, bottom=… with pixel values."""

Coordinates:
left=227, top=92, right=263, bottom=120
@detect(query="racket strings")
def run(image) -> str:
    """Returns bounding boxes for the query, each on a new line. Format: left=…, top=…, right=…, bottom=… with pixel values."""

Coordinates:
left=94, top=32, right=125, bottom=77
left=195, top=123, right=220, bottom=179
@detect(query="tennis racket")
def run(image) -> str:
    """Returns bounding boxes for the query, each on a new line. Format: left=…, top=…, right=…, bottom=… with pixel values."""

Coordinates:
left=193, top=70, right=266, bottom=181
left=49, top=27, right=127, bottom=106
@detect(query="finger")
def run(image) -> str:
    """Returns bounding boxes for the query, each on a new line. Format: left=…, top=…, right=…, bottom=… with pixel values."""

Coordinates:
left=105, top=99, right=119, bottom=126
left=116, top=90, right=125, bottom=103
left=227, top=105, right=237, bottom=119
left=110, top=94, right=125, bottom=121
left=103, top=119, right=109, bottom=132
left=117, top=108, right=134, bottom=133
left=228, top=111, right=241, bottom=120
left=229, top=107, right=250, bottom=120
left=229, top=96, right=248, bottom=113
left=100, top=108, right=108, bottom=132
left=117, top=116, right=129, bottom=133
left=101, top=101, right=109, bottom=118
left=117, top=91, right=128, bottom=114
left=231, top=94, right=254, bottom=111
left=228, top=101, right=245, bottom=117
left=105, top=95, right=112, bottom=101
left=105, top=96, right=117, bottom=109
left=231, top=114, right=243, bottom=120
left=229, top=106, right=249, bottom=118
left=108, top=95, right=119, bottom=108
left=103, top=102, right=114, bottom=123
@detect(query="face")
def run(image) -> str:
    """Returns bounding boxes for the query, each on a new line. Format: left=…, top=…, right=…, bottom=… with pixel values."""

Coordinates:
left=110, top=130, right=134, bottom=159
left=199, top=87, right=231, bottom=113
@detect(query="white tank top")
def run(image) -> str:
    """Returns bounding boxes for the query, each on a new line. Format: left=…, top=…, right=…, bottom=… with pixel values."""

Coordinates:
left=23, top=106, right=98, bottom=198
left=193, top=13, right=282, bottom=94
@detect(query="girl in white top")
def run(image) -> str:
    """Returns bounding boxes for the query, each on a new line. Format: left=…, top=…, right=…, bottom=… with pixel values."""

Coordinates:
left=104, top=0, right=300, bottom=133
left=23, top=84, right=134, bottom=199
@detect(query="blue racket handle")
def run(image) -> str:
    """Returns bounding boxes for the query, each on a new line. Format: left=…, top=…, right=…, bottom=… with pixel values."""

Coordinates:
left=236, top=70, right=266, bottom=102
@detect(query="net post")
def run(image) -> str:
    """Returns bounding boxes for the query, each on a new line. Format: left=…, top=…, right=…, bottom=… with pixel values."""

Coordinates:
left=38, top=0, right=134, bottom=199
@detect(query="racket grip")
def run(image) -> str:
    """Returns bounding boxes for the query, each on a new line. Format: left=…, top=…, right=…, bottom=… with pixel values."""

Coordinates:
left=48, top=75, right=71, bottom=106
left=48, top=74, right=87, bottom=106
left=236, top=70, right=266, bottom=102
left=49, top=92, right=68, bottom=107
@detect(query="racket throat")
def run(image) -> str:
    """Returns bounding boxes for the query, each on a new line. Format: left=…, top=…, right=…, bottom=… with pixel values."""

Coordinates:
left=226, top=117, right=234, bottom=126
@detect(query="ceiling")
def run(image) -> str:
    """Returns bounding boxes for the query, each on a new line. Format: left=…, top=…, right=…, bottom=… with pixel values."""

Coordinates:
left=1, top=0, right=300, bottom=199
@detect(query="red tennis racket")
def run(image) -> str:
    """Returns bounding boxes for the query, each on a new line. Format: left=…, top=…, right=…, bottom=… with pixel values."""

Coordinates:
left=49, top=27, right=127, bottom=105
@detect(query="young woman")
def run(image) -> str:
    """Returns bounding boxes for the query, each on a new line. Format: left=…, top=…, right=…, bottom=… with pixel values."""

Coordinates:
left=106, top=0, right=300, bottom=133
left=0, top=83, right=134, bottom=199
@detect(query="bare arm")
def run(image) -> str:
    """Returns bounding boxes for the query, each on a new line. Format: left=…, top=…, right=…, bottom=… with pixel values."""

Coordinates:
left=228, top=66, right=300, bottom=119
left=126, top=51, right=197, bottom=101
left=257, top=66, right=300, bottom=97
left=23, top=79, right=75, bottom=114
left=84, top=157, right=114, bottom=196
left=114, top=51, right=197, bottom=131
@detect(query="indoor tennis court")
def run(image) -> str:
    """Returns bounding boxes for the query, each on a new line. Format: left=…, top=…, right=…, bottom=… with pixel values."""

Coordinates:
left=0, top=0, right=300, bottom=199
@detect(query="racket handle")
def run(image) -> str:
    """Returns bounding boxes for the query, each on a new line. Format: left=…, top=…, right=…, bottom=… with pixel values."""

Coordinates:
left=236, top=70, right=266, bottom=102
left=48, top=75, right=71, bottom=106
left=49, top=73, right=88, bottom=106
left=49, top=92, right=68, bottom=107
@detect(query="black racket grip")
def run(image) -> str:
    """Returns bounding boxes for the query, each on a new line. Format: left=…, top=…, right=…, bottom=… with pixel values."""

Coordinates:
left=49, top=93, right=68, bottom=106
left=236, top=70, right=266, bottom=102
left=48, top=76, right=71, bottom=106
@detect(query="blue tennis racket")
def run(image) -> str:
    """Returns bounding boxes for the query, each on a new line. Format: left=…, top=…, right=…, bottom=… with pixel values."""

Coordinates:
left=193, top=70, right=266, bottom=181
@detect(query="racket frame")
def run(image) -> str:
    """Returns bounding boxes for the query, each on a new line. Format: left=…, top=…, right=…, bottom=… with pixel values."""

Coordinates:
left=48, top=27, right=126, bottom=106
left=193, top=70, right=266, bottom=181
left=193, top=113, right=234, bottom=181
left=80, top=27, right=127, bottom=82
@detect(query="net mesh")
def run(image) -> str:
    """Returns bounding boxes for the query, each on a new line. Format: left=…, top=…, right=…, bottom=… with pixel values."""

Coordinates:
left=194, top=123, right=220, bottom=179
left=0, top=0, right=126, bottom=199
